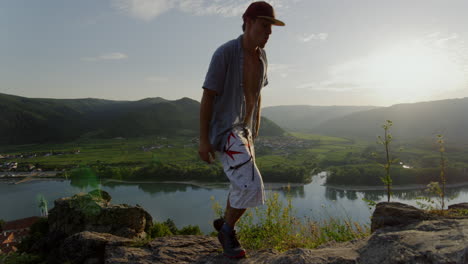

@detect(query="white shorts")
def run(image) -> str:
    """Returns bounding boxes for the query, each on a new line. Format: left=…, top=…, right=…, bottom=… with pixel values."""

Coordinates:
left=219, top=126, right=265, bottom=209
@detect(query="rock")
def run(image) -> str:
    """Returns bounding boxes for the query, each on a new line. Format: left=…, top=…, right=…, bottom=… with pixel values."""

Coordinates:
left=448, top=203, right=468, bottom=210
left=358, top=219, right=468, bottom=264
left=89, top=189, right=112, bottom=203
left=106, top=216, right=468, bottom=264
left=28, top=193, right=468, bottom=264
left=106, top=235, right=361, bottom=264
left=371, top=202, right=437, bottom=232
left=55, top=231, right=133, bottom=264
left=48, top=191, right=152, bottom=239
left=105, top=235, right=220, bottom=264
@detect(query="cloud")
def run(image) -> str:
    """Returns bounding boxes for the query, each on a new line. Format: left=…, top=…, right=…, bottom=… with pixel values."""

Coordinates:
left=111, top=0, right=174, bottom=21
left=268, top=63, right=296, bottom=78
left=298, top=33, right=328, bottom=42
left=111, top=0, right=293, bottom=21
left=81, top=52, right=128, bottom=61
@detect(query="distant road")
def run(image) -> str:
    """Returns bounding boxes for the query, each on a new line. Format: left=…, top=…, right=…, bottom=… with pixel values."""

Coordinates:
left=0, top=171, right=61, bottom=184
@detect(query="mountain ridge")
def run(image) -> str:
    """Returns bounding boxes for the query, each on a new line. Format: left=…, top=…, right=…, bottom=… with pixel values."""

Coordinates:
left=0, top=93, right=285, bottom=145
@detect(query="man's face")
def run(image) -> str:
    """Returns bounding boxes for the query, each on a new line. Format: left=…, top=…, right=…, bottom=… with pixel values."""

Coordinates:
left=247, top=18, right=272, bottom=48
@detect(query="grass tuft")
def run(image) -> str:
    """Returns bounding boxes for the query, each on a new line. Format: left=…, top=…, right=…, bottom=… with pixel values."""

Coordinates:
left=214, top=191, right=370, bottom=252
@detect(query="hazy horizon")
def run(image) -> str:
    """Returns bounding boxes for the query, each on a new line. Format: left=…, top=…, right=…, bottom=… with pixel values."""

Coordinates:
left=2, top=0, right=468, bottom=107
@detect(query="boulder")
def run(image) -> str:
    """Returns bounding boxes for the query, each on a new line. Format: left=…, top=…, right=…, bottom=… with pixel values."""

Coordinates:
left=370, top=202, right=437, bottom=232
left=48, top=190, right=152, bottom=239
left=448, top=203, right=468, bottom=210
left=55, top=231, right=133, bottom=264
left=105, top=235, right=220, bottom=264
left=358, top=219, right=468, bottom=264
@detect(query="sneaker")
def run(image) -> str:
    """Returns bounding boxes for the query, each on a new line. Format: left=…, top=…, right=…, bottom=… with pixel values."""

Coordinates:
left=218, top=229, right=246, bottom=259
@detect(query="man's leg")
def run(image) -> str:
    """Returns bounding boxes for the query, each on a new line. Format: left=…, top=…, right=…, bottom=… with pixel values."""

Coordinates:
left=215, top=198, right=247, bottom=258
left=224, top=199, right=246, bottom=228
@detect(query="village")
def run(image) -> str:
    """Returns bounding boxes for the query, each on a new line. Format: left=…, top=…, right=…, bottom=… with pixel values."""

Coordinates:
left=0, top=150, right=80, bottom=174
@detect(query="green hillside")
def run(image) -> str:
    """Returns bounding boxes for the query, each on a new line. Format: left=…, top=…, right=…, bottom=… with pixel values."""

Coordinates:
left=0, top=93, right=285, bottom=144
left=262, top=105, right=379, bottom=132
left=311, top=97, right=468, bottom=145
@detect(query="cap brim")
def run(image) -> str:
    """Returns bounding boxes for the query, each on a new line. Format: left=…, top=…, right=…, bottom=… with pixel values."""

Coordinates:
left=257, top=16, right=285, bottom=26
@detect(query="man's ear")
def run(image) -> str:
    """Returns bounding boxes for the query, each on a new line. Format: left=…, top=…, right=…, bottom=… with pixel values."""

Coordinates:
left=245, top=17, right=256, bottom=29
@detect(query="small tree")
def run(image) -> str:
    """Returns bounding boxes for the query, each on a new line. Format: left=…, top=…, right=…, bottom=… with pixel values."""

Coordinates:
left=377, top=120, right=397, bottom=202
left=0, top=219, right=5, bottom=232
left=38, top=195, right=48, bottom=217
left=437, top=134, right=447, bottom=209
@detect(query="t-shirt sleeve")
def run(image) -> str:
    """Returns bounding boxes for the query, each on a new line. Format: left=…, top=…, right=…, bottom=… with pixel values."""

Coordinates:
left=202, top=47, right=227, bottom=95
left=261, top=48, right=268, bottom=88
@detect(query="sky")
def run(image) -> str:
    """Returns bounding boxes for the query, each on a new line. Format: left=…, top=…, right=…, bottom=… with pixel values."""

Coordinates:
left=2, top=0, right=468, bottom=107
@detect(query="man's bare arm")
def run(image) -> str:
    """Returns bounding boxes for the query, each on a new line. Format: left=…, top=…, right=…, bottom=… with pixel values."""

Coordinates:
left=254, top=94, right=261, bottom=139
left=199, top=88, right=217, bottom=163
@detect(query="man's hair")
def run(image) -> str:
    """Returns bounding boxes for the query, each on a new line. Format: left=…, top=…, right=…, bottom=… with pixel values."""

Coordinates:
left=242, top=17, right=256, bottom=32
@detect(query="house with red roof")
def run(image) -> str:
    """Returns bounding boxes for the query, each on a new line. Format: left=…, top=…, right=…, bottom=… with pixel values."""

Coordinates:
left=0, top=216, right=43, bottom=254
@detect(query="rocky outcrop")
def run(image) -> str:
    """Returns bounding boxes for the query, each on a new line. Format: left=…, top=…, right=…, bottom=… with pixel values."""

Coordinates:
left=106, top=236, right=362, bottom=264
left=28, top=193, right=468, bottom=264
left=449, top=203, right=468, bottom=210
left=370, top=202, right=438, bottom=232
left=48, top=190, right=152, bottom=239
left=358, top=218, right=468, bottom=263
left=30, top=190, right=153, bottom=264
left=106, top=235, right=220, bottom=264
left=103, top=202, right=468, bottom=264
left=59, top=231, right=133, bottom=264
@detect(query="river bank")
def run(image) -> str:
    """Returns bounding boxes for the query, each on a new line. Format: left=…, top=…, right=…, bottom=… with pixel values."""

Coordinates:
left=326, top=181, right=468, bottom=191
left=4, top=171, right=468, bottom=192
left=102, top=179, right=306, bottom=190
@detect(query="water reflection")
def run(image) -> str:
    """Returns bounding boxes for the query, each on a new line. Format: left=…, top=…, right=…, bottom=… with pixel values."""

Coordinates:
left=102, top=181, right=202, bottom=194
left=71, top=175, right=468, bottom=203
left=328, top=186, right=468, bottom=203
left=2, top=174, right=468, bottom=234
left=99, top=180, right=309, bottom=198
left=275, top=185, right=306, bottom=198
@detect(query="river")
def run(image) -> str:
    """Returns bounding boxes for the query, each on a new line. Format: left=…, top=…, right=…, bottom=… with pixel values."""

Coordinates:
left=2, top=172, right=468, bottom=234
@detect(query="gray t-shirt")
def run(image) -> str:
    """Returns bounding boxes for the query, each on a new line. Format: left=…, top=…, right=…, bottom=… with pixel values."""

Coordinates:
left=203, top=34, right=269, bottom=151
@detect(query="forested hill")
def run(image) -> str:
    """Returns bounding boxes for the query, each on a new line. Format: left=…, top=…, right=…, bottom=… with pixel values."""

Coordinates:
left=0, top=93, right=285, bottom=144
left=262, top=105, right=379, bottom=132
left=310, top=97, right=468, bottom=144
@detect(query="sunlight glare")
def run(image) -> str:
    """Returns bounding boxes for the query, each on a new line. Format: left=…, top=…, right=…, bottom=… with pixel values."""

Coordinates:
left=362, top=41, right=466, bottom=103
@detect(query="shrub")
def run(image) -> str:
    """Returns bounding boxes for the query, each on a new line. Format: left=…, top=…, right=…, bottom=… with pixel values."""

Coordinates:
left=149, top=219, right=202, bottom=238
left=234, top=191, right=369, bottom=251
left=178, top=225, right=202, bottom=235
left=149, top=222, right=173, bottom=238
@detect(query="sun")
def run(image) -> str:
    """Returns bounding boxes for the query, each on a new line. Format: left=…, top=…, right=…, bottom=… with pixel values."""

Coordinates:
left=361, top=41, right=466, bottom=104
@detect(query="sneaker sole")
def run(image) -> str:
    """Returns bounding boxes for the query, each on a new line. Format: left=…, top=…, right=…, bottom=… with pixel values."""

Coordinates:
left=224, top=250, right=246, bottom=259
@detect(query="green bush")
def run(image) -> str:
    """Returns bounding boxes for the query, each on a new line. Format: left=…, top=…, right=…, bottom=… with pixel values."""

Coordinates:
left=17, top=217, right=49, bottom=254
left=0, top=253, right=45, bottom=264
left=149, top=219, right=202, bottom=238
left=149, top=222, right=173, bottom=238
left=178, top=225, right=202, bottom=235
left=235, top=192, right=369, bottom=251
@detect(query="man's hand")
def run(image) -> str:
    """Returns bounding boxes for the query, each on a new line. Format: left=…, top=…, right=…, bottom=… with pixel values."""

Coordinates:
left=199, top=88, right=217, bottom=164
left=199, top=141, right=216, bottom=164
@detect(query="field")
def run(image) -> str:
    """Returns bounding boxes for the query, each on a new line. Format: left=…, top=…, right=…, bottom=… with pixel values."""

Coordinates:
left=1, top=132, right=467, bottom=185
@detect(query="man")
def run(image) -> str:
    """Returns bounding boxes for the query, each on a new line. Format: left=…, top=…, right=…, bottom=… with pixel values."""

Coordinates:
left=199, top=1, right=285, bottom=259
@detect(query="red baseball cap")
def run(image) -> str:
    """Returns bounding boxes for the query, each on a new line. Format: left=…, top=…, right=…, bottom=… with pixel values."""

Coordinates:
left=243, top=1, right=285, bottom=26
